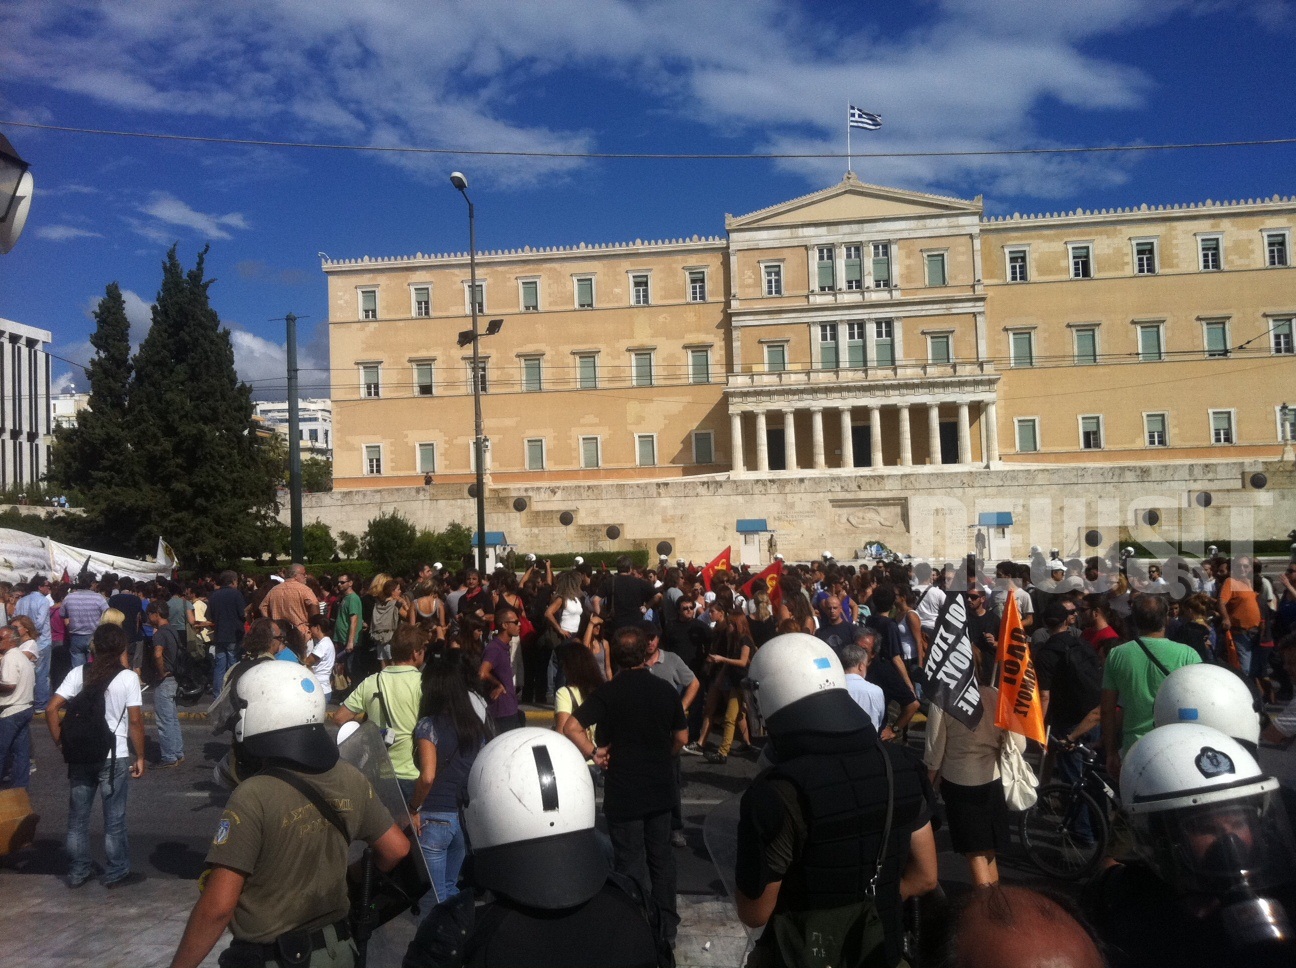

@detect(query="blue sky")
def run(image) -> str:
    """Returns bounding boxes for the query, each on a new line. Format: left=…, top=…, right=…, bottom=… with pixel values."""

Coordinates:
left=1, top=0, right=1293, bottom=401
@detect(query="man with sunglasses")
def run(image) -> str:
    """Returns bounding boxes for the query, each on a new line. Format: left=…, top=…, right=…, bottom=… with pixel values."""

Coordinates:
left=481, top=606, right=522, bottom=734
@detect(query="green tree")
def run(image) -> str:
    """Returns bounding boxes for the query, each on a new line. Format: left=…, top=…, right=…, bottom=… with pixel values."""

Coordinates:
left=337, top=530, right=360, bottom=559
left=47, top=282, right=143, bottom=552
left=301, top=456, right=332, bottom=493
left=302, top=521, right=336, bottom=563
left=361, top=511, right=419, bottom=575
left=127, top=246, right=279, bottom=567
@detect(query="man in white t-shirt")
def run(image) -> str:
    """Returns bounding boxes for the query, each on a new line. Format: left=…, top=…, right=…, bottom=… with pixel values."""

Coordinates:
left=304, top=614, right=337, bottom=702
left=46, top=625, right=146, bottom=888
left=0, top=624, right=36, bottom=787
left=911, top=562, right=946, bottom=640
left=839, top=640, right=886, bottom=734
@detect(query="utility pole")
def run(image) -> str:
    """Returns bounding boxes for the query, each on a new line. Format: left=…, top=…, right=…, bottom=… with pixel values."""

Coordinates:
left=286, top=312, right=304, bottom=563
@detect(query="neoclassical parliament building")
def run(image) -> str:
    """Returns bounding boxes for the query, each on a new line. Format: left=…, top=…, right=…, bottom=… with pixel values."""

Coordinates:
left=317, top=176, right=1296, bottom=562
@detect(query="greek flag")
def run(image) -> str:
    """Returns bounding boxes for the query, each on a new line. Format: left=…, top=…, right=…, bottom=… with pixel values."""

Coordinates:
left=849, top=106, right=882, bottom=130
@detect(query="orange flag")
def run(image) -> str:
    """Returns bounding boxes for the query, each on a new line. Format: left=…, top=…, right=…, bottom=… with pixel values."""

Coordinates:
left=994, top=589, right=1048, bottom=744
left=741, top=560, right=784, bottom=610
left=701, top=546, right=732, bottom=592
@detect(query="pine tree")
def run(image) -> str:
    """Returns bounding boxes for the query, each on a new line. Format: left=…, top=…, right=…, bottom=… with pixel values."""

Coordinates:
left=47, top=282, right=144, bottom=552
left=127, top=246, right=279, bottom=567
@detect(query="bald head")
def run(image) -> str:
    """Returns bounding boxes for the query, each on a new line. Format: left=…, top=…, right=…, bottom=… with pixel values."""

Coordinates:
left=945, top=886, right=1106, bottom=968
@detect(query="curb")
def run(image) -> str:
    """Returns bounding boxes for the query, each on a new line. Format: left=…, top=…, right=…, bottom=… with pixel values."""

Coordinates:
left=34, top=706, right=558, bottom=726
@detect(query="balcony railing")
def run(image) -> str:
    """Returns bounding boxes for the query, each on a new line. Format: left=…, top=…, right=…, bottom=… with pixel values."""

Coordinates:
left=727, top=359, right=996, bottom=389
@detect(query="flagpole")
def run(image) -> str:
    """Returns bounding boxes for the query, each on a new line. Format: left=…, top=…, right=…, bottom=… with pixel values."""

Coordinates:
left=846, top=101, right=852, bottom=175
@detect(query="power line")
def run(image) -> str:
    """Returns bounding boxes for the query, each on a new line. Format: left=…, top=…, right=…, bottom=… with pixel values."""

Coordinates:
left=4, top=118, right=1296, bottom=161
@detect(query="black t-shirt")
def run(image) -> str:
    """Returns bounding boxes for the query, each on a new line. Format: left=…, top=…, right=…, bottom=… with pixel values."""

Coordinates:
left=815, top=620, right=859, bottom=653
left=573, top=668, right=685, bottom=821
left=866, top=655, right=916, bottom=711
left=208, top=586, right=247, bottom=645
left=865, top=614, right=904, bottom=663
left=154, top=625, right=181, bottom=676
left=107, top=592, right=143, bottom=641
left=606, top=575, right=656, bottom=631
left=664, top=617, right=710, bottom=674
left=1034, top=632, right=1102, bottom=732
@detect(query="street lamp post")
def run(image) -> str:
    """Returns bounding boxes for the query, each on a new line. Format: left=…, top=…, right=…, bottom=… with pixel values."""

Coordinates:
left=451, top=171, right=488, bottom=574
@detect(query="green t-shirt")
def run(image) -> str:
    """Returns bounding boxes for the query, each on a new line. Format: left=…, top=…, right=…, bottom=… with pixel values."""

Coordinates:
left=205, top=762, right=393, bottom=942
left=1102, top=636, right=1201, bottom=755
left=334, top=592, right=363, bottom=649
left=343, top=666, right=424, bottom=779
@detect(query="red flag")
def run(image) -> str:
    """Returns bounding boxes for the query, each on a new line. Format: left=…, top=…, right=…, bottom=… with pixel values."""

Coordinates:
left=741, top=560, right=784, bottom=610
left=994, top=589, right=1047, bottom=744
left=701, top=546, right=732, bottom=592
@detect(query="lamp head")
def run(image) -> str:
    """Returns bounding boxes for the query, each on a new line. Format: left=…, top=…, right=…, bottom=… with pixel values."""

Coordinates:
left=450, top=171, right=468, bottom=192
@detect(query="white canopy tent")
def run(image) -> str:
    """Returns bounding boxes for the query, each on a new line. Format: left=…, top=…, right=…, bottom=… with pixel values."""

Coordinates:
left=0, top=530, right=175, bottom=584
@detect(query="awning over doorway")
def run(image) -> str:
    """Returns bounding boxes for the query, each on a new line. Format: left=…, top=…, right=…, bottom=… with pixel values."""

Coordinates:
left=736, top=519, right=770, bottom=534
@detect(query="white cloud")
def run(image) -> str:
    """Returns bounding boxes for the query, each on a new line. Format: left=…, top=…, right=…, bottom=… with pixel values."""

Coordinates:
left=229, top=327, right=328, bottom=400
left=0, top=0, right=1266, bottom=195
left=137, top=193, right=249, bottom=240
left=34, top=225, right=103, bottom=241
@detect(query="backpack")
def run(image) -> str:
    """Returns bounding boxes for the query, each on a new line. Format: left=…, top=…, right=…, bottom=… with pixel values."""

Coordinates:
left=60, top=668, right=126, bottom=767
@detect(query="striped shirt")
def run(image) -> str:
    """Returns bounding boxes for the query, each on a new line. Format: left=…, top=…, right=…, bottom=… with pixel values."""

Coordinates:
left=61, top=589, right=109, bottom=635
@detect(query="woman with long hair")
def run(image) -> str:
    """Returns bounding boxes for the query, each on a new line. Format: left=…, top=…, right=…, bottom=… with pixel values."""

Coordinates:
left=409, top=580, right=448, bottom=647
left=778, top=575, right=816, bottom=634
left=46, top=623, right=145, bottom=888
left=582, top=614, right=612, bottom=682
left=370, top=578, right=404, bottom=669
left=451, top=613, right=487, bottom=664
left=695, top=606, right=753, bottom=765
left=746, top=583, right=778, bottom=648
left=273, top=619, right=306, bottom=663
left=553, top=641, right=605, bottom=778
left=410, top=654, right=489, bottom=902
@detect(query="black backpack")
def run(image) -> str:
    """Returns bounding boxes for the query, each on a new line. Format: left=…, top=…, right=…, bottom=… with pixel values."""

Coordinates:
left=60, top=668, right=126, bottom=766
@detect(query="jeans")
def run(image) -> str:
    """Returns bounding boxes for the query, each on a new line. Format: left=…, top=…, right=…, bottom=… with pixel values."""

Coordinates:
left=154, top=677, right=183, bottom=763
left=67, top=756, right=131, bottom=884
left=608, top=809, right=678, bottom=944
left=1055, top=726, right=1101, bottom=844
left=33, top=642, right=51, bottom=707
left=212, top=642, right=240, bottom=698
left=69, top=632, right=93, bottom=668
left=1232, top=629, right=1257, bottom=678
left=417, top=810, right=466, bottom=905
left=0, top=707, right=33, bottom=787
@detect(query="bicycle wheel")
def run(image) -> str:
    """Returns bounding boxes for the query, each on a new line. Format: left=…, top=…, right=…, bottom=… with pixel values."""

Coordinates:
left=1019, top=782, right=1109, bottom=880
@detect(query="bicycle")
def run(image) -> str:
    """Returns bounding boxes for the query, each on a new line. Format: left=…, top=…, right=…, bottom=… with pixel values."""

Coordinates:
left=1018, top=738, right=1120, bottom=879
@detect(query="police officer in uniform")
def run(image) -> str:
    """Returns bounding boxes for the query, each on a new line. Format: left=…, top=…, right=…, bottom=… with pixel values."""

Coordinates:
left=170, top=661, right=410, bottom=968
left=1088, top=722, right=1296, bottom=968
left=403, top=728, right=668, bottom=968
left=733, top=633, right=939, bottom=968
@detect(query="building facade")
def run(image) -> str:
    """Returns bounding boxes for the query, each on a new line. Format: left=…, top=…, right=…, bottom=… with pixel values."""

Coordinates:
left=253, top=398, right=333, bottom=458
left=317, top=177, right=1295, bottom=560
left=0, top=317, right=53, bottom=490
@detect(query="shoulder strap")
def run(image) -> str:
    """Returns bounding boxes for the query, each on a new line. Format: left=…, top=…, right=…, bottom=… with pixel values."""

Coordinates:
left=374, top=672, right=393, bottom=727
left=916, top=585, right=934, bottom=610
left=264, top=768, right=350, bottom=844
left=1134, top=637, right=1171, bottom=677
left=867, top=743, right=895, bottom=899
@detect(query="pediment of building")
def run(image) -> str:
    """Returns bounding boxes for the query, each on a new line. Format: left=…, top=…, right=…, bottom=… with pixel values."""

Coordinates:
left=726, top=174, right=982, bottom=231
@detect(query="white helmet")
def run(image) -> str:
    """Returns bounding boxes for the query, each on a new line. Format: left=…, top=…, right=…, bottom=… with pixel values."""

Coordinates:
left=746, top=633, right=870, bottom=735
left=461, top=728, right=608, bottom=908
left=1153, top=664, right=1261, bottom=747
left=1121, top=723, right=1296, bottom=899
left=230, top=660, right=337, bottom=772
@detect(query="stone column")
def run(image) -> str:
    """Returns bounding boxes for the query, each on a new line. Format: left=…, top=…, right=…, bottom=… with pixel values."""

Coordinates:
left=984, top=400, right=1000, bottom=463
left=783, top=409, right=798, bottom=471
left=869, top=405, right=883, bottom=468
left=730, top=411, right=745, bottom=474
left=927, top=403, right=941, bottom=465
left=755, top=410, right=769, bottom=473
left=811, top=408, right=826, bottom=470
left=839, top=406, right=854, bottom=468
left=898, top=405, right=913, bottom=467
left=957, top=401, right=972, bottom=466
